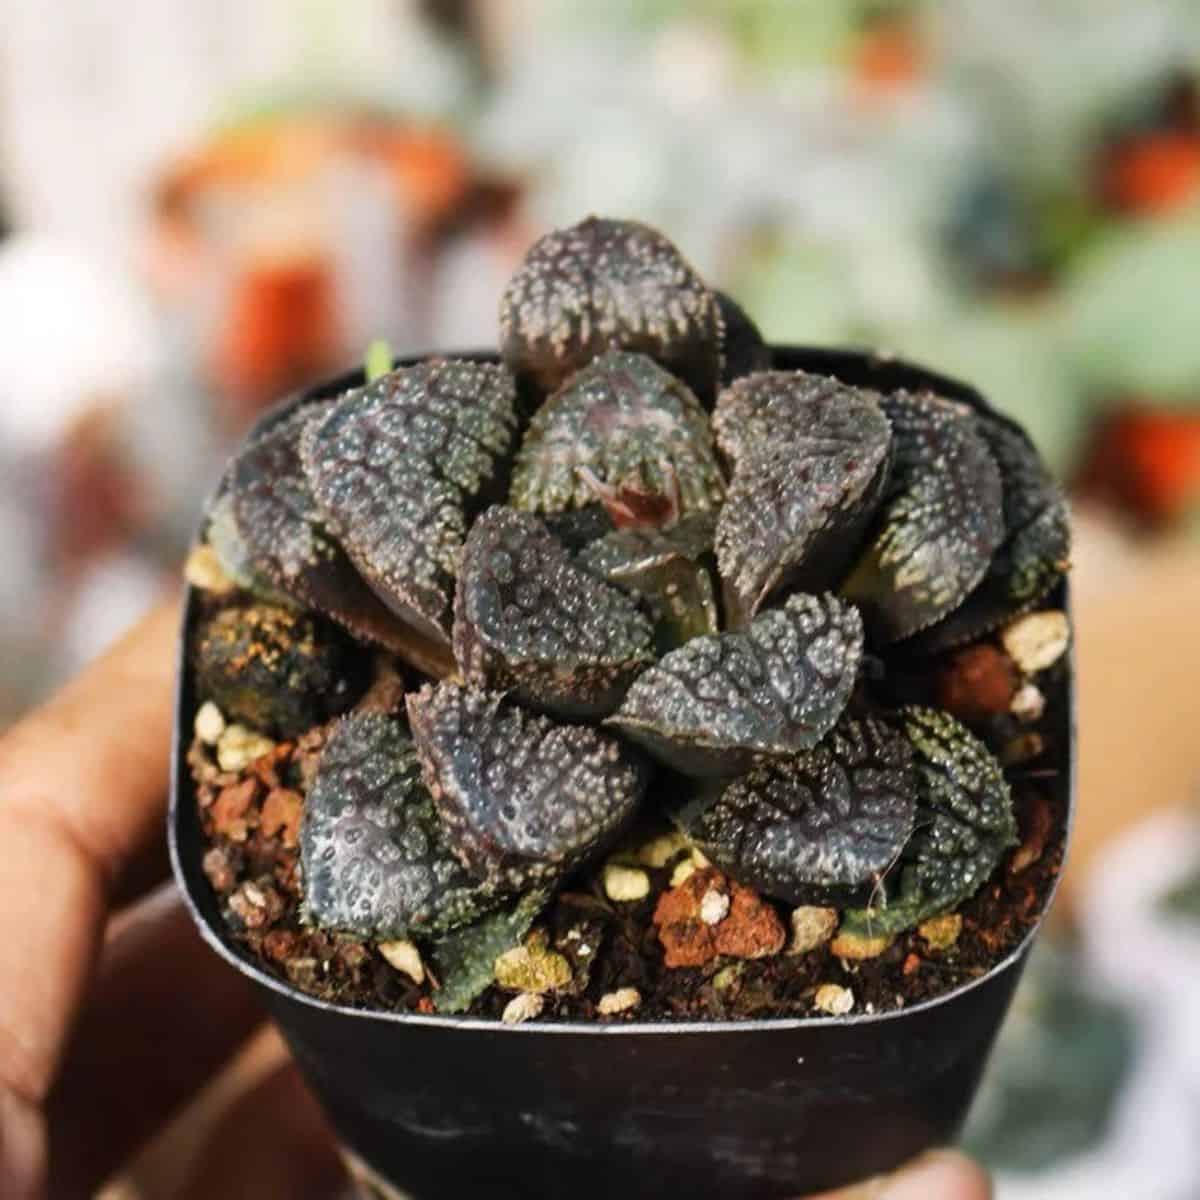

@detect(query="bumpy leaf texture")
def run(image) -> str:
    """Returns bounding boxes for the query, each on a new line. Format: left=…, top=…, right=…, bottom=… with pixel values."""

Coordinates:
left=407, top=683, right=650, bottom=892
left=300, top=714, right=504, bottom=940
left=838, top=706, right=1016, bottom=938
left=509, top=350, right=724, bottom=529
left=225, top=403, right=444, bottom=668
left=906, top=414, right=1071, bottom=653
left=453, top=506, right=655, bottom=718
left=713, top=371, right=893, bottom=621
left=841, top=391, right=1005, bottom=642
left=577, top=515, right=720, bottom=649
left=690, top=716, right=917, bottom=905
left=499, top=216, right=722, bottom=406
left=430, top=888, right=550, bottom=1014
left=607, top=592, right=864, bottom=776
left=301, top=360, right=518, bottom=646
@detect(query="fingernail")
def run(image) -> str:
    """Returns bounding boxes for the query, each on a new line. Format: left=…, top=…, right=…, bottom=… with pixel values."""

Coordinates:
left=877, top=1150, right=984, bottom=1200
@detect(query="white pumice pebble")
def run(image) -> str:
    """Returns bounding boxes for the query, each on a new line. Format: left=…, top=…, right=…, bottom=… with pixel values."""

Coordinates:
left=1010, top=682, right=1045, bottom=722
left=814, top=983, right=855, bottom=1016
left=378, top=940, right=425, bottom=984
left=603, top=864, right=651, bottom=902
left=501, top=993, right=544, bottom=1025
left=787, top=906, right=839, bottom=955
left=1001, top=610, right=1069, bottom=674
left=597, top=987, right=641, bottom=1015
left=699, top=888, right=730, bottom=925
left=194, top=701, right=226, bottom=746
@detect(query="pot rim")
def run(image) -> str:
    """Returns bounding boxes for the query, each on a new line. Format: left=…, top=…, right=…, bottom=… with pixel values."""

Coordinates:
left=169, top=343, right=1076, bottom=1035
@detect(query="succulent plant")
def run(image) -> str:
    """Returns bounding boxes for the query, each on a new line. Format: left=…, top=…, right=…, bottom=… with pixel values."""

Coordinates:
left=193, top=214, right=1069, bottom=1008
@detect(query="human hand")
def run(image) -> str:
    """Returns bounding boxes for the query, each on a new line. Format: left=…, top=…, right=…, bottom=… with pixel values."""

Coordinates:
left=0, top=599, right=346, bottom=1198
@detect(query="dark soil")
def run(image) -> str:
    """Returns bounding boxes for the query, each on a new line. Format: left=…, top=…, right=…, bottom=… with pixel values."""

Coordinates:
left=187, top=663, right=1067, bottom=1022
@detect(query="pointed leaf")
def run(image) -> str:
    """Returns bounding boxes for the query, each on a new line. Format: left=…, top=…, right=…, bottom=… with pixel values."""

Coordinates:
left=607, top=592, right=864, bottom=777
left=407, top=682, right=650, bottom=891
left=453, top=506, right=655, bottom=719
left=907, top=414, right=1071, bottom=652
left=712, top=374, right=893, bottom=621
left=226, top=403, right=450, bottom=672
left=842, top=391, right=1005, bottom=642
left=300, top=714, right=505, bottom=941
left=301, top=360, right=518, bottom=645
left=499, top=216, right=722, bottom=406
left=509, top=350, right=724, bottom=528
left=839, top=706, right=1017, bottom=938
left=690, top=716, right=916, bottom=905
left=430, top=889, right=550, bottom=1014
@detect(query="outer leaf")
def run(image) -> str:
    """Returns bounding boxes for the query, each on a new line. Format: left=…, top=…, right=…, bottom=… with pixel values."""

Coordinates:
left=300, top=714, right=505, bottom=941
left=301, top=360, right=518, bottom=645
left=407, top=682, right=650, bottom=891
left=607, top=592, right=864, bottom=777
left=577, top=515, right=719, bottom=649
left=226, top=404, right=450, bottom=672
left=690, top=716, right=916, bottom=905
left=841, top=391, right=1005, bottom=642
left=453, top=506, right=655, bottom=719
left=430, top=889, right=550, bottom=1014
left=499, top=216, right=722, bottom=406
left=509, top=350, right=724, bottom=527
left=838, top=706, right=1017, bottom=939
left=711, top=369, right=886, bottom=472
left=711, top=371, right=893, bottom=621
left=906, top=414, right=1071, bottom=653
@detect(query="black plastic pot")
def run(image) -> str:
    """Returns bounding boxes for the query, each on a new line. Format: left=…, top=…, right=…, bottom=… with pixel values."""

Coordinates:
left=170, top=346, right=1075, bottom=1200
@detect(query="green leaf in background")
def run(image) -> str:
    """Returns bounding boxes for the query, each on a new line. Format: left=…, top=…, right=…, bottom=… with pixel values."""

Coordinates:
left=364, top=339, right=394, bottom=383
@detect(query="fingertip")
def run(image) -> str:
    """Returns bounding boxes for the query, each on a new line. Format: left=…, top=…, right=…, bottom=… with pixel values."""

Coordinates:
left=877, top=1149, right=991, bottom=1200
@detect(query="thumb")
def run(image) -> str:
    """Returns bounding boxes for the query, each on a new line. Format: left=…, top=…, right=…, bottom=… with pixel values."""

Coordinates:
left=805, top=1149, right=991, bottom=1199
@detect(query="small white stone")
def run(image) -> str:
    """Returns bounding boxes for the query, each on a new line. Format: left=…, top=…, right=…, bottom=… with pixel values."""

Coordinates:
left=813, top=983, right=855, bottom=1016
left=378, top=939, right=425, bottom=984
left=699, top=888, right=730, bottom=926
left=635, top=831, right=690, bottom=868
left=1009, top=683, right=1045, bottom=723
left=216, top=724, right=276, bottom=774
left=501, top=992, right=544, bottom=1025
left=194, top=701, right=226, bottom=746
left=669, top=859, right=697, bottom=888
left=597, top=987, right=641, bottom=1015
left=1001, top=611, right=1070, bottom=674
left=787, top=906, right=838, bottom=955
left=603, top=864, right=651, bottom=903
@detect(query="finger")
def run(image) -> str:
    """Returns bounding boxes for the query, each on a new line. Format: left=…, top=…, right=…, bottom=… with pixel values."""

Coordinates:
left=804, top=1149, right=992, bottom=1199
left=176, top=1062, right=347, bottom=1200
left=44, top=884, right=264, bottom=1197
left=0, top=597, right=178, bottom=1105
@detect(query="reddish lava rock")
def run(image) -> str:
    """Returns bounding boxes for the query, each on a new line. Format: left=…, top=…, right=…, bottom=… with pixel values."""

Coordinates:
left=211, top=778, right=260, bottom=842
left=714, top=882, right=786, bottom=959
left=935, top=644, right=1018, bottom=722
left=261, top=787, right=303, bottom=848
left=652, top=867, right=785, bottom=968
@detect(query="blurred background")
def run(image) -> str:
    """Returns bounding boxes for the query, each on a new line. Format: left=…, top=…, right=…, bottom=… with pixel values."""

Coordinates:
left=1, top=1, right=1198, bottom=1196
